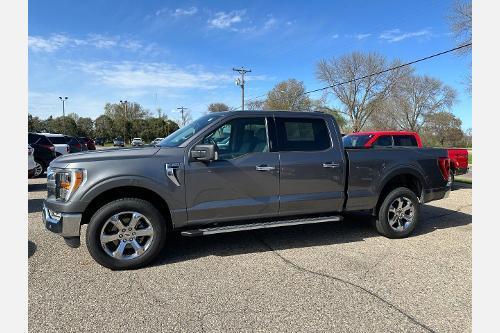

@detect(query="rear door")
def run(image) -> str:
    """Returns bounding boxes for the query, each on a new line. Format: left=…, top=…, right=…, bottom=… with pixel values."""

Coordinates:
left=275, top=116, right=345, bottom=215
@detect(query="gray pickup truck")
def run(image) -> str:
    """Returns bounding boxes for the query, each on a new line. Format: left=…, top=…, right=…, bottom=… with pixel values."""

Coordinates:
left=43, top=111, right=451, bottom=269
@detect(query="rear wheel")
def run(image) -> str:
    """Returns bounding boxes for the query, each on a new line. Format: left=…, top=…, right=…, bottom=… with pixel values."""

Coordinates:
left=375, top=187, right=420, bottom=238
left=86, top=198, right=166, bottom=270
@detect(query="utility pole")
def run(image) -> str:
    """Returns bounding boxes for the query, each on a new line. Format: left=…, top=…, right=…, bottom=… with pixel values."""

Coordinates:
left=233, top=67, right=251, bottom=111
left=120, top=100, right=128, bottom=143
left=59, top=97, right=68, bottom=134
left=177, top=106, right=187, bottom=126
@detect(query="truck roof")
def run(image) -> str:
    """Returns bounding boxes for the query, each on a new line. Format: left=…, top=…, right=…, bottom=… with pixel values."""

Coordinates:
left=213, top=110, right=333, bottom=117
left=346, top=130, right=418, bottom=136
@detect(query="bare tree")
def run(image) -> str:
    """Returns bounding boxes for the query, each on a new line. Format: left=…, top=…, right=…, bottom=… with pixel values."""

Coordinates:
left=388, top=74, right=457, bottom=131
left=449, top=0, right=472, bottom=55
left=316, top=52, right=409, bottom=132
left=208, top=103, right=230, bottom=112
left=246, top=99, right=266, bottom=110
left=266, top=79, right=312, bottom=111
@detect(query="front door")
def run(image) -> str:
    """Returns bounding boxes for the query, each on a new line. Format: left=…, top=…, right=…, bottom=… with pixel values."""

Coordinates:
left=184, top=116, right=280, bottom=224
left=275, top=116, right=345, bottom=215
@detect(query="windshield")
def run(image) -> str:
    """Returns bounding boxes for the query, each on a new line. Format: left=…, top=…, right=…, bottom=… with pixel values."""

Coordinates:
left=342, top=134, right=373, bottom=148
left=158, top=114, right=224, bottom=147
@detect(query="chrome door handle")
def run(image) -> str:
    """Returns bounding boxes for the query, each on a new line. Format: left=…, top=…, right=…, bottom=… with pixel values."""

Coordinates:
left=256, top=165, right=275, bottom=171
left=322, top=162, right=340, bottom=168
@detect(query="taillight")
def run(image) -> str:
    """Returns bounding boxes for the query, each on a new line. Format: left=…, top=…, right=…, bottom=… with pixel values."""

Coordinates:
left=438, top=157, right=451, bottom=182
left=40, top=144, right=55, bottom=152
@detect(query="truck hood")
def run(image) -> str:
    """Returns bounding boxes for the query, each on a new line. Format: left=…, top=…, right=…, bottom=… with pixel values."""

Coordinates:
left=51, top=147, right=162, bottom=166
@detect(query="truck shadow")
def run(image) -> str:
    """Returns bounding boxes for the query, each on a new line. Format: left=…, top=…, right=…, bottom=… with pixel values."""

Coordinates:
left=153, top=203, right=471, bottom=267
left=28, top=182, right=47, bottom=192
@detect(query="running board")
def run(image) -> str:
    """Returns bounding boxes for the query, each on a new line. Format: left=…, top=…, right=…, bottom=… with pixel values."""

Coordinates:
left=180, top=215, right=342, bottom=237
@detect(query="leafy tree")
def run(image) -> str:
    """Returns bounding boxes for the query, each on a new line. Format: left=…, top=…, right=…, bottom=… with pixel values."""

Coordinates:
left=316, top=51, right=410, bottom=132
left=208, top=103, right=230, bottom=112
left=28, top=114, right=44, bottom=132
left=104, top=101, right=149, bottom=143
left=421, top=111, right=464, bottom=147
left=48, top=116, right=78, bottom=136
left=265, top=79, right=312, bottom=111
left=94, top=115, right=115, bottom=142
left=76, top=117, right=94, bottom=137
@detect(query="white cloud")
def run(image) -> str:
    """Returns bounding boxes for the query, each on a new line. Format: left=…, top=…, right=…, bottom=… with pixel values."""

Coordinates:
left=28, top=33, right=143, bottom=52
left=332, top=34, right=339, bottom=39
left=355, top=33, right=371, bottom=40
left=379, top=28, right=431, bottom=42
left=28, top=34, right=71, bottom=52
left=208, top=10, right=245, bottom=29
left=74, top=61, right=238, bottom=90
left=155, top=6, right=198, bottom=17
left=263, top=17, right=277, bottom=30
left=173, top=7, right=198, bottom=17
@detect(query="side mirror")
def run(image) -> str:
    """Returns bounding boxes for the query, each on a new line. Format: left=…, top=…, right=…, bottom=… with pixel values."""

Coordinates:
left=191, top=144, right=217, bottom=161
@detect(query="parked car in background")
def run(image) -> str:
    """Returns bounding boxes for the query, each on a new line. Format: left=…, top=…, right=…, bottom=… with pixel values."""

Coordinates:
left=28, top=144, right=36, bottom=178
left=75, top=137, right=88, bottom=151
left=28, top=133, right=57, bottom=177
left=113, top=138, right=125, bottom=147
left=41, top=133, right=70, bottom=156
left=94, top=138, right=105, bottom=146
left=63, top=136, right=85, bottom=153
left=131, top=138, right=144, bottom=147
left=151, top=137, right=164, bottom=145
left=342, top=131, right=469, bottom=181
left=79, top=137, right=96, bottom=150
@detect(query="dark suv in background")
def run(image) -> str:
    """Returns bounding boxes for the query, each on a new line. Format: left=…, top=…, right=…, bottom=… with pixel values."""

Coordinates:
left=28, top=133, right=57, bottom=177
left=79, top=137, right=96, bottom=150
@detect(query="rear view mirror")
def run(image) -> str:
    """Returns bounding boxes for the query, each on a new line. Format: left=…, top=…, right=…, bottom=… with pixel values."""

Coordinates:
left=191, top=144, right=217, bottom=161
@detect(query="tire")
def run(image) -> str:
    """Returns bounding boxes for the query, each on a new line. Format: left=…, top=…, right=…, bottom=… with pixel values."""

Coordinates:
left=34, top=160, right=45, bottom=178
left=375, top=187, right=420, bottom=239
left=86, top=198, right=167, bottom=270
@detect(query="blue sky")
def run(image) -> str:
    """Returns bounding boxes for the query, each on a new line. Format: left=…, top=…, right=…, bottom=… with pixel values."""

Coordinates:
left=28, top=0, right=472, bottom=129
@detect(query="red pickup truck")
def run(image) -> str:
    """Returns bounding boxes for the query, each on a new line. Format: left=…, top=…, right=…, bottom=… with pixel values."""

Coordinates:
left=342, top=131, right=469, bottom=180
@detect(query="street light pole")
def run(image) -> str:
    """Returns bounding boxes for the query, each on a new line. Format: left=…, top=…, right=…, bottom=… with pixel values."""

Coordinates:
left=233, top=67, right=251, bottom=111
left=59, top=96, right=68, bottom=133
left=120, top=100, right=128, bottom=144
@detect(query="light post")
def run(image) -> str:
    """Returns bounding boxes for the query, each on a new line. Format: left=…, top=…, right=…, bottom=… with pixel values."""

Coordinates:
left=120, top=100, right=128, bottom=144
left=59, top=97, right=68, bottom=133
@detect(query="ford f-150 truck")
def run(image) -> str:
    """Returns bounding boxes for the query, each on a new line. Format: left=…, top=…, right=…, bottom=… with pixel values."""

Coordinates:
left=342, top=130, right=469, bottom=181
left=43, top=111, right=451, bottom=269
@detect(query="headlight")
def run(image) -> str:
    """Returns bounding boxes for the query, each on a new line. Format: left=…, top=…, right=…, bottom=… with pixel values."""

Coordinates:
left=47, top=168, right=86, bottom=202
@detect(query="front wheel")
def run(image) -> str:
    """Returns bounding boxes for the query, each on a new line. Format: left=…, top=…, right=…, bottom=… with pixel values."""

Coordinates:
left=86, top=198, right=167, bottom=270
left=33, top=160, right=45, bottom=178
left=375, top=187, right=420, bottom=238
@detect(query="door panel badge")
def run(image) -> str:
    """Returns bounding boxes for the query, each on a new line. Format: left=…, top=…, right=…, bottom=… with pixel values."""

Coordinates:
left=165, top=163, right=182, bottom=187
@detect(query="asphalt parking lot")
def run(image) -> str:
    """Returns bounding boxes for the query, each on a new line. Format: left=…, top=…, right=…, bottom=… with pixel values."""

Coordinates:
left=28, top=177, right=471, bottom=333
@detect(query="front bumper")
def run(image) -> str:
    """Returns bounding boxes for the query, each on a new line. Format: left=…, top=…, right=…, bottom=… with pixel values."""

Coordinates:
left=42, top=203, right=82, bottom=238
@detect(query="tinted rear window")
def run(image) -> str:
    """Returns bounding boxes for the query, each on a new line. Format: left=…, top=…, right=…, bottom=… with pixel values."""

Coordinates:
left=373, top=135, right=393, bottom=147
left=393, top=135, right=418, bottom=147
left=29, top=134, right=52, bottom=145
left=342, top=134, right=373, bottom=147
left=276, top=118, right=331, bottom=151
left=47, top=136, right=68, bottom=144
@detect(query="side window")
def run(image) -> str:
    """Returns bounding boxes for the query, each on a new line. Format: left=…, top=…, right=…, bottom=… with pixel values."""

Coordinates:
left=276, top=118, right=331, bottom=151
left=394, top=135, right=418, bottom=147
left=201, top=117, right=268, bottom=160
left=373, top=135, right=392, bottom=147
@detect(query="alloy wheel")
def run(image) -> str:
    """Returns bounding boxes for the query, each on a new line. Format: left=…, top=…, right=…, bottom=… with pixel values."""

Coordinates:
left=387, top=196, right=415, bottom=232
left=100, top=211, right=155, bottom=260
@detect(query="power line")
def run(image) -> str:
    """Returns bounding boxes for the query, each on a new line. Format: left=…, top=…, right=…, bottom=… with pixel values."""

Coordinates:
left=304, top=43, right=472, bottom=95
left=239, top=43, right=471, bottom=107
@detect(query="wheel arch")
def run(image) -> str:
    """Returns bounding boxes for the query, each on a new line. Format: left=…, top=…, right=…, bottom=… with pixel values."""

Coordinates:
left=374, top=169, right=425, bottom=215
left=81, top=186, right=173, bottom=231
